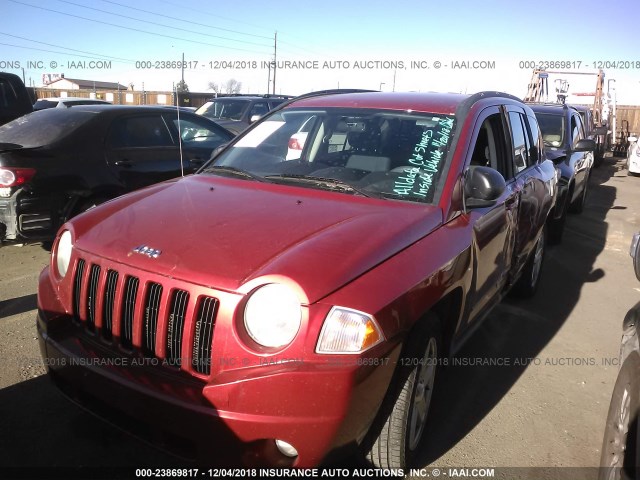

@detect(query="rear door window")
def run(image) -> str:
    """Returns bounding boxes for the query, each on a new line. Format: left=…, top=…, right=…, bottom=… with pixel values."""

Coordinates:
left=107, top=115, right=174, bottom=148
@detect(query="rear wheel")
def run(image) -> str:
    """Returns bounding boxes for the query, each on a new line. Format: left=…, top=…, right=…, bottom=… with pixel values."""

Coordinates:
left=547, top=202, right=568, bottom=245
left=569, top=175, right=589, bottom=214
left=364, top=314, right=442, bottom=469
left=511, top=226, right=546, bottom=298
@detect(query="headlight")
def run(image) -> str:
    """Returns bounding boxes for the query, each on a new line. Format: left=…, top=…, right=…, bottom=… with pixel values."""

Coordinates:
left=243, top=284, right=301, bottom=348
left=316, top=307, right=384, bottom=354
left=55, top=230, right=73, bottom=277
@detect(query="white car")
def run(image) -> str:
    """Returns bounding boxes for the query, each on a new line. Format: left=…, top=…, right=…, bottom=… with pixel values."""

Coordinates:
left=628, top=136, right=640, bottom=175
left=33, top=97, right=111, bottom=110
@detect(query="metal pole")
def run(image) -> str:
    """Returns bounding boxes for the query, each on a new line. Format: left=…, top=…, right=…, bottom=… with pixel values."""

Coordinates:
left=272, top=31, right=277, bottom=95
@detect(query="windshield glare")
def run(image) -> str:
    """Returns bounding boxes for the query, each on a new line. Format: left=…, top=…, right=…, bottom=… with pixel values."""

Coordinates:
left=536, top=113, right=565, bottom=148
left=196, top=99, right=250, bottom=121
left=204, top=108, right=456, bottom=204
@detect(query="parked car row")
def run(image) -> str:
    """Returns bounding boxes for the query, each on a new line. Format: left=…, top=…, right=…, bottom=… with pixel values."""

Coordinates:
left=526, top=103, right=595, bottom=244
left=37, top=90, right=565, bottom=468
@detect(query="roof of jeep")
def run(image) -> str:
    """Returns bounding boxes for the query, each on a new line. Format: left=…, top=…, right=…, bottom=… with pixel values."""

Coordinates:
left=288, top=91, right=519, bottom=115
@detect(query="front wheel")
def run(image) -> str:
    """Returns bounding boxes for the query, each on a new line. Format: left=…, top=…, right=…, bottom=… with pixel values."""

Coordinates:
left=364, top=314, right=442, bottom=469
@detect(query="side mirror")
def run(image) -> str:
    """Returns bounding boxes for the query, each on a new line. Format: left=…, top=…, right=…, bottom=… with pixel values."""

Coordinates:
left=629, top=136, right=638, bottom=143
left=594, top=125, right=608, bottom=135
left=572, top=138, right=596, bottom=152
left=464, top=166, right=506, bottom=209
left=249, top=114, right=262, bottom=123
left=631, top=233, right=640, bottom=282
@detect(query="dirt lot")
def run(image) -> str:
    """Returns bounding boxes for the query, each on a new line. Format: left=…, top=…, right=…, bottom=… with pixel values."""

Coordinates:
left=0, top=155, right=638, bottom=478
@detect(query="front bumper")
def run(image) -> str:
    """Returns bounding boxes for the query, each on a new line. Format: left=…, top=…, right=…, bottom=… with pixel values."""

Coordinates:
left=37, top=267, right=398, bottom=467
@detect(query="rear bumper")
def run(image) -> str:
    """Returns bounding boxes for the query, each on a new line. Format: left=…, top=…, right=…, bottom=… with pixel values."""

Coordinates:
left=0, top=189, right=54, bottom=242
left=0, top=192, right=18, bottom=241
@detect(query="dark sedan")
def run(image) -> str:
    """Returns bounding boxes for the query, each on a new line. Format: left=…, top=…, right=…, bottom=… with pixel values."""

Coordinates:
left=528, top=103, right=595, bottom=244
left=0, top=105, right=234, bottom=243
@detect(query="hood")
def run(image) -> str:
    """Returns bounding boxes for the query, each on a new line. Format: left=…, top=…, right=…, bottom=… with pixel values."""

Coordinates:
left=213, top=119, right=247, bottom=135
left=71, top=175, right=442, bottom=303
left=544, top=148, right=567, bottom=163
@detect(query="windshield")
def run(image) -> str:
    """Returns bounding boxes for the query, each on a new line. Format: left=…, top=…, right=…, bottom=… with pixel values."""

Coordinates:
left=196, top=99, right=250, bottom=121
left=536, top=113, right=565, bottom=148
left=202, top=108, right=456, bottom=204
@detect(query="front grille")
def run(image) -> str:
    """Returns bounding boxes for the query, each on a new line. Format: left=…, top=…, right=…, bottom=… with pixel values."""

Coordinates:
left=71, top=258, right=218, bottom=377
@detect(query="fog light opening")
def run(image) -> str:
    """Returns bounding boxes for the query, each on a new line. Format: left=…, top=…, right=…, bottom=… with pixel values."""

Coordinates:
left=275, top=439, right=298, bottom=457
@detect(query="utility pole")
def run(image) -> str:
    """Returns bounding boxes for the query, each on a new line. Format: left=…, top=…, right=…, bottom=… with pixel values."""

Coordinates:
left=272, top=31, right=277, bottom=95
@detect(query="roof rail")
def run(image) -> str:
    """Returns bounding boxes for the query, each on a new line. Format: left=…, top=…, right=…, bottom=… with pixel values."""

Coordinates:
left=262, top=88, right=378, bottom=116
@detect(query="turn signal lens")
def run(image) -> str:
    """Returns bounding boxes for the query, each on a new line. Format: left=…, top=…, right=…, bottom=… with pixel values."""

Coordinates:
left=316, top=307, right=384, bottom=354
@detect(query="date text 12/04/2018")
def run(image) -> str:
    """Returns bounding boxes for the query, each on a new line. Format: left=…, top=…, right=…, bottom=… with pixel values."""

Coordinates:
left=518, top=60, right=640, bottom=69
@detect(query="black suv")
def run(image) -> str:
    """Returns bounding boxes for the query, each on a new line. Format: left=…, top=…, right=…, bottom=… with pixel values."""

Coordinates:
left=528, top=103, right=595, bottom=243
left=0, top=105, right=233, bottom=243
left=0, top=72, right=33, bottom=126
left=570, top=104, right=606, bottom=168
left=195, top=94, right=293, bottom=134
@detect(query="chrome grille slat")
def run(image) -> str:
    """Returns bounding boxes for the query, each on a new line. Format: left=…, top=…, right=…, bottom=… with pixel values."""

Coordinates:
left=102, top=270, right=118, bottom=340
left=121, top=276, right=139, bottom=349
left=86, top=264, right=101, bottom=331
left=143, top=282, right=163, bottom=356
left=192, top=297, right=217, bottom=375
left=73, top=259, right=86, bottom=322
left=166, top=290, right=189, bottom=367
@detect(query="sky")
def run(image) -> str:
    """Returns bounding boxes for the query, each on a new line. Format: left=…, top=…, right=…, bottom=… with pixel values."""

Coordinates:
left=1, top=0, right=639, bottom=104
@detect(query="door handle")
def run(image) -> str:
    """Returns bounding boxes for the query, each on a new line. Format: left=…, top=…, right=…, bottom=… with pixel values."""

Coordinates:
left=114, top=159, right=132, bottom=168
left=189, top=157, right=205, bottom=165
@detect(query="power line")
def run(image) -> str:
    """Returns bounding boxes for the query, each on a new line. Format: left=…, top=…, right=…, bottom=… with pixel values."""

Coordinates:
left=155, top=0, right=274, bottom=33
left=0, top=41, right=134, bottom=64
left=0, top=32, right=135, bottom=64
left=8, top=0, right=272, bottom=55
left=56, top=0, right=271, bottom=48
left=99, top=0, right=273, bottom=40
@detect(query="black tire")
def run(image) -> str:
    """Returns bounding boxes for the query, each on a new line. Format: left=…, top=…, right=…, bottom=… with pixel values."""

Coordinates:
left=511, top=226, right=546, bottom=298
left=547, top=203, right=568, bottom=245
left=364, top=314, right=442, bottom=469
left=569, top=175, right=589, bottom=214
left=599, top=350, right=640, bottom=480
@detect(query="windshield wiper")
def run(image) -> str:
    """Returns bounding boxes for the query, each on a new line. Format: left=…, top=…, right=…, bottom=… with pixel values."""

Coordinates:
left=264, top=174, right=382, bottom=198
left=201, top=165, right=264, bottom=182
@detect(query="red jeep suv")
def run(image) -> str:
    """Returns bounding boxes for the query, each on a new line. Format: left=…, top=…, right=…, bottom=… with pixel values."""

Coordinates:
left=37, top=90, right=557, bottom=469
